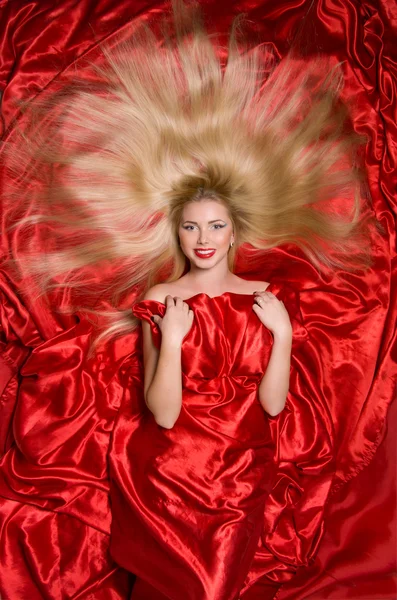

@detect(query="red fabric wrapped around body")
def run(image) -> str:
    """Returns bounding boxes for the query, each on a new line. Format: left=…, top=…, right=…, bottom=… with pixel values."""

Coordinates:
left=110, top=284, right=308, bottom=599
left=0, top=1, right=396, bottom=599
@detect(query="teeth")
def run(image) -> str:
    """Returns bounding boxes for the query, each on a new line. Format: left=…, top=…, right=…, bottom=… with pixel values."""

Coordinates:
left=196, top=250, right=214, bottom=254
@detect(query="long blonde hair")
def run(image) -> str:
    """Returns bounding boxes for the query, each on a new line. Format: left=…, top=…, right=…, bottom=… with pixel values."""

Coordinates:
left=3, top=0, right=375, bottom=345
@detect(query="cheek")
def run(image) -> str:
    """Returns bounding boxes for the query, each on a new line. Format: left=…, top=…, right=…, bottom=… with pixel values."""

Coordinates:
left=217, top=230, right=231, bottom=247
left=178, top=229, right=190, bottom=248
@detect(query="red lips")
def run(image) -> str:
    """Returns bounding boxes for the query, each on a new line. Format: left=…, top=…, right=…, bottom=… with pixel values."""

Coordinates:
left=194, top=249, right=216, bottom=259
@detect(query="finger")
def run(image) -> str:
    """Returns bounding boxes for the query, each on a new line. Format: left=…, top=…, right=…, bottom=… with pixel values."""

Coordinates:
left=254, top=296, right=266, bottom=306
left=174, top=296, right=183, bottom=308
left=165, top=295, right=175, bottom=307
left=183, top=301, right=189, bottom=312
left=188, top=309, right=194, bottom=320
left=151, top=315, right=162, bottom=325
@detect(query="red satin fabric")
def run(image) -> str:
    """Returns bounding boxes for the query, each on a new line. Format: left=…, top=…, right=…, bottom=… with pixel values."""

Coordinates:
left=110, top=284, right=306, bottom=599
left=0, top=1, right=396, bottom=599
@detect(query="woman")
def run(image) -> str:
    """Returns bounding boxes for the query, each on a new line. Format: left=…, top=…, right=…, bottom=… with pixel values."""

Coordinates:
left=109, top=194, right=296, bottom=599
left=142, top=196, right=293, bottom=426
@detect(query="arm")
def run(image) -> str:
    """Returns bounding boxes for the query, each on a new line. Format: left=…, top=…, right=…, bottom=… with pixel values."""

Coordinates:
left=258, top=331, right=292, bottom=416
left=253, top=289, right=293, bottom=417
left=141, top=290, right=193, bottom=429
left=142, top=320, right=183, bottom=429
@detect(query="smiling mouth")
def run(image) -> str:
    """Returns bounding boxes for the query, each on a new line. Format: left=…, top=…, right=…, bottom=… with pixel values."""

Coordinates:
left=194, top=249, right=216, bottom=259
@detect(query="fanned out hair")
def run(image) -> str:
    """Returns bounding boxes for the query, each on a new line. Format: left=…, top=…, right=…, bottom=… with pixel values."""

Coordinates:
left=3, top=0, right=374, bottom=344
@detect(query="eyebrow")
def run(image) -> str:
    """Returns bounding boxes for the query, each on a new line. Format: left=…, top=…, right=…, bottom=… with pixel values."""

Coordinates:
left=182, top=220, right=226, bottom=225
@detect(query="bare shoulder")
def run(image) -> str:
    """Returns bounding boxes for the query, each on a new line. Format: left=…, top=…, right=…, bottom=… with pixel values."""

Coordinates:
left=250, top=280, right=270, bottom=292
left=143, top=283, right=174, bottom=303
left=236, top=279, right=270, bottom=294
left=143, top=282, right=188, bottom=302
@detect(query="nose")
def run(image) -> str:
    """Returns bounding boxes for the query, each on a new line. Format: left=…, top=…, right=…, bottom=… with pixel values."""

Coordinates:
left=197, top=229, right=209, bottom=245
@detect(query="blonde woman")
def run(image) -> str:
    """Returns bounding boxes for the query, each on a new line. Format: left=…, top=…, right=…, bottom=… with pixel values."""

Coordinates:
left=3, top=1, right=374, bottom=598
left=110, top=194, right=297, bottom=600
left=142, top=196, right=293, bottom=427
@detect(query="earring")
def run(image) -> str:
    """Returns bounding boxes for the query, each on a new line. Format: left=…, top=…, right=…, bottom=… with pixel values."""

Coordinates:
left=230, top=240, right=234, bottom=248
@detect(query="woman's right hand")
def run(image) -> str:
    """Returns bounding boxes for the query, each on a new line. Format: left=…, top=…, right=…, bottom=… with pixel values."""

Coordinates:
left=152, top=295, right=194, bottom=347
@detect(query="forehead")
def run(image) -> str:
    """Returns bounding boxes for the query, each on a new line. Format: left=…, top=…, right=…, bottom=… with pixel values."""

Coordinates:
left=181, top=200, right=230, bottom=222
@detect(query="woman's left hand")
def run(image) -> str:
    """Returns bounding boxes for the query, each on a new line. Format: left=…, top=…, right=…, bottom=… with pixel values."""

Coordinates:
left=253, top=291, right=292, bottom=339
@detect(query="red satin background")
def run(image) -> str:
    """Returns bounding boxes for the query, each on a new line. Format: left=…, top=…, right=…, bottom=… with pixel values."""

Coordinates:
left=0, top=1, right=396, bottom=599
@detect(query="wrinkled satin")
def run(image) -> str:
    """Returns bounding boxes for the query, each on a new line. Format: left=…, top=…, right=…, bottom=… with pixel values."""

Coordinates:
left=110, top=284, right=306, bottom=600
left=0, top=1, right=396, bottom=599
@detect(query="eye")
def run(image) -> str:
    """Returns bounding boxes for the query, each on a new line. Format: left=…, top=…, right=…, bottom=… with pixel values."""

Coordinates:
left=212, top=223, right=226, bottom=230
left=182, top=225, right=196, bottom=231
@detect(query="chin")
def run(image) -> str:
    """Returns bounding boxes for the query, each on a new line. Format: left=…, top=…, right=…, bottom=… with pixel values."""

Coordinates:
left=189, top=253, right=227, bottom=269
left=190, top=259, right=214, bottom=269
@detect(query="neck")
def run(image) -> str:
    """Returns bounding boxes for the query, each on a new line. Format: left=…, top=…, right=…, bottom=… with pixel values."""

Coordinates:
left=184, top=259, right=235, bottom=292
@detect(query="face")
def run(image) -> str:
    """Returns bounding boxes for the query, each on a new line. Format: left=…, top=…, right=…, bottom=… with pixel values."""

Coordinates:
left=178, top=199, right=234, bottom=269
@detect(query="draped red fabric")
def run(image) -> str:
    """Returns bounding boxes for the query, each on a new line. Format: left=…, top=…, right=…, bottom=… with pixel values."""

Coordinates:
left=110, top=283, right=309, bottom=600
left=0, top=1, right=396, bottom=599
